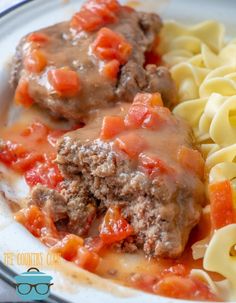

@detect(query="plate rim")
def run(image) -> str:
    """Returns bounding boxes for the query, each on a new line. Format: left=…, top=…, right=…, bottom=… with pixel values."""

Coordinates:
left=0, top=0, right=35, bottom=18
left=0, top=4, right=65, bottom=303
left=0, top=1, right=227, bottom=303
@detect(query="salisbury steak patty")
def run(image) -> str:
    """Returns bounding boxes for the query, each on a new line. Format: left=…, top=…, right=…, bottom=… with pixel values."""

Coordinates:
left=53, top=98, right=205, bottom=258
left=29, top=180, right=98, bottom=236
left=11, top=0, right=176, bottom=121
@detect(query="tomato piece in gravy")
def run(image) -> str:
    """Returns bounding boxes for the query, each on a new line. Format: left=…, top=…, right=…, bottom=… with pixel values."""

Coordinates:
left=100, top=206, right=133, bottom=244
left=0, top=122, right=65, bottom=189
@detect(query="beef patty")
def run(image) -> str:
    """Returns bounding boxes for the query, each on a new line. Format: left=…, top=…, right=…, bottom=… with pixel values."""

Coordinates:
left=11, top=0, right=177, bottom=121
left=29, top=98, right=205, bottom=258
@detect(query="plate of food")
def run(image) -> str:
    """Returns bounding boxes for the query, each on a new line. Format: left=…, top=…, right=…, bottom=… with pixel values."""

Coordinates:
left=0, top=0, right=236, bottom=302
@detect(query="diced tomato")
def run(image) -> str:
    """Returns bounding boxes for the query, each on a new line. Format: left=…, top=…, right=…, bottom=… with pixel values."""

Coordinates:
left=52, top=234, right=84, bottom=261
left=92, top=27, right=132, bottom=65
left=125, top=93, right=165, bottom=129
left=153, top=275, right=192, bottom=299
left=84, top=0, right=119, bottom=23
left=142, top=111, right=163, bottom=130
left=100, top=115, right=126, bottom=140
left=153, top=275, right=219, bottom=301
left=70, top=0, right=120, bottom=32
left=74, top=246, right=100, bottom=272
left=125, top=104, right=149, bottom=129
left=48, top=68, right=80, bottom=97
left=100, top=206, right=133, bottom=244
left=71, top=9, right=103, bottom=32
left=15, top=205, right=58, bottom=241
left=0, top=141, right=26, bottom=167
left=0, top=122, right=65, bottom=188
left=14, top=78, right=34, bottom=107
left=88, top=0, right=120, bottom=12
left=24, top=49, right=47, bottom=73
left=133, top=92, right=163, bottom=108
left=85, top=236, right=105, bottom=253
left=15, top=205, right=46, bottom=237
left=209, top=180, right=235, bottom=230
left=114, top=133, right=147, bottom=158
left=27, top=32, right=49, bottom=44
left=25, top=157, right=63, bottom=189
left=0, top=140, right=43, bottom=173
left=139, top=153, right=174, bottom=176
left=11, top=152, right=44, bottom=173
left=177, top=145, right=205, bottom=179
left=102, top=59, right=120, bottom=80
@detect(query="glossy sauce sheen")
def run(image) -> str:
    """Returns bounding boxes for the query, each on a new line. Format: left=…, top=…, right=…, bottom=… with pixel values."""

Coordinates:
left=22, top=23, right=114, bottom=114
left=14, top=4, right=164, bottom=121
left=0, top=93, right=219, bottom=301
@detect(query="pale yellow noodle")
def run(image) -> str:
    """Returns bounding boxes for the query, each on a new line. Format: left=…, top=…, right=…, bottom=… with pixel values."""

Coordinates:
left=159, top=20, right=236, bottom=301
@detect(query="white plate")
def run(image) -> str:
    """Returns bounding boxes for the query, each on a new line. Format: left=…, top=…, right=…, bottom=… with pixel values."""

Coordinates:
left=0, top=1, right=236, bottom=302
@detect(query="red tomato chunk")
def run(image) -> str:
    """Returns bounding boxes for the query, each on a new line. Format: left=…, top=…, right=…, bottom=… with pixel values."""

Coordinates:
left=153, top=275, right=220, bottom=301
left=129, top=263, right=220, bottom=301
left=70, top=0, right=121, bottom=33
left=27, top=32, right=49, bottom=44
left=92, top=27, right=132, bottom=65
left=124, top=93, right=167, bottom=130
left=0, top=122, right=65, bottom=189
left=209, top=180, right=235, bottom=230
left=125, top=103, right=149, bottom=129
left=15, top=205, right=100, bottom=272
left=52, top=234, right=99, bottom=272
left=24, top=49, right=47, bottom=73
left=74, top=247, right=100, bottom=272
left=102, top=59, right=120, bottom=80
left=133, top=92, right=163, bottom=107
left=14, top=78, right=34, bottom=107
left=100, top=115, right=126, bottom=140
left=114, top=133, right=147, bottom=158
left=0, top=140, right=43, bottom=173
left=139, top=153, right=174, bottom=176
left=85, top=236, right=104, bottom=253
left=100, top=206, right=133, bottom=244
left=25, top=157, right=63, bottom=189
left=15, top=205, right=58, bottom=240
left=48, top=68, right=81, bottom=97
left=52, top=234, right=84, bottom=261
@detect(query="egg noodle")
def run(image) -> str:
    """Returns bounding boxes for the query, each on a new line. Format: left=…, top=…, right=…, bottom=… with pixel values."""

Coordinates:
left=158, top=21, right=236, bottom=301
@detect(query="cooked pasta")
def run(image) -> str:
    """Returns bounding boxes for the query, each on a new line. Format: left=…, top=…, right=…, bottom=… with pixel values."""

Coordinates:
left=158, top=20, right=236, bottom=301
left=204, top=224, right=236, bottom=301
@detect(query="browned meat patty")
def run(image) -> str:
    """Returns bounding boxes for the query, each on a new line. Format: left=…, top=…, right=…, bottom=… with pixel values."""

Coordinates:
left=29, top=100, right=205, bottom=258
left=29, top=181, right=97, bottom=236
left=11, top=1, right=177, bottom=121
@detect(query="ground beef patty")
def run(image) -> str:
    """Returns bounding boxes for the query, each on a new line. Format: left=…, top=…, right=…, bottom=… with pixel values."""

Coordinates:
left=57, top=142, right=204, bottom=258
left=11, top=0, right=177, bottom=121
left=29, top=99, right=205, bottom=259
